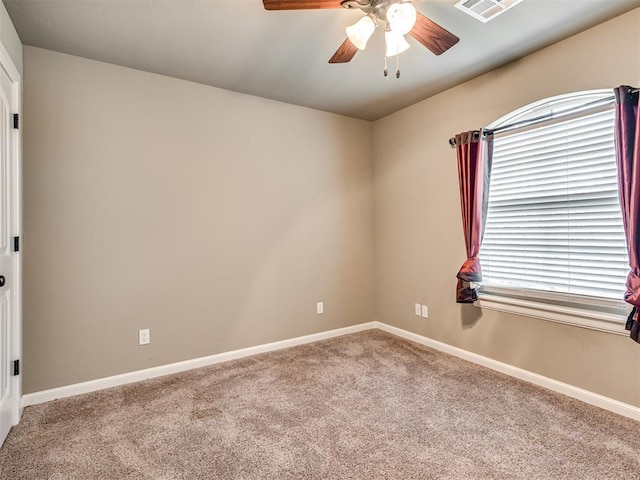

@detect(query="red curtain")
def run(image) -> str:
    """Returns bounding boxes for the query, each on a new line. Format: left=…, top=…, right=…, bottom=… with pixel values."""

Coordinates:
left=614, top=86, right=640, bottom=343
left=455, top=130, right=494, bottom=303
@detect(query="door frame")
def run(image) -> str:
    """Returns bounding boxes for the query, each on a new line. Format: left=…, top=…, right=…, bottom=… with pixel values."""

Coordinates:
left=0, top=41, right=22, bottom=426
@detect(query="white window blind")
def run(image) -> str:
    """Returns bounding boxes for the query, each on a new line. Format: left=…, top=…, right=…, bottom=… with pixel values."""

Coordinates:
left=480, top=106, right=629, bottom=302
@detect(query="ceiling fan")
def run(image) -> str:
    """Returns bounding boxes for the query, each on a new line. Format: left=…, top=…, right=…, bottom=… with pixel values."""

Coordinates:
left=262, top=0, right=460, bottom=69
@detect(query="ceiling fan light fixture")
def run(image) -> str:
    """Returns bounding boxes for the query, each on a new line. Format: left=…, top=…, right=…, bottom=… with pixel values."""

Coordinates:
left=346, top=15, right=376, bottom=50
left=384, top=29, right=410, bottom=57
left=386, top=2, right=417, bottom=35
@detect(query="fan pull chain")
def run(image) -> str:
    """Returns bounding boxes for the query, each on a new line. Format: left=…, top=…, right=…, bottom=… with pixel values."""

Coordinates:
left=383, top=32, right=402, bottom=79
left=383, top=30, right=389, bottom=78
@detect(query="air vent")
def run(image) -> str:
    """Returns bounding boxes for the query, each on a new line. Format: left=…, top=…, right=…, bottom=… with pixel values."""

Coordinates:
left=454, top=0, right=525, bottom=23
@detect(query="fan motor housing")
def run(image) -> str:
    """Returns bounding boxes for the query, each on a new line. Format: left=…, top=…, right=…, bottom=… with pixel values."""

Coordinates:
left=341, top=0, right=399, bottom=22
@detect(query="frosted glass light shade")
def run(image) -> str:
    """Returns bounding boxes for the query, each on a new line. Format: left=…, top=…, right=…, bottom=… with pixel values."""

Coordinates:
left=346, top=16, right=376, bottom=50
left=386, top=2, right=417, bottom=35
left=385, top=30, right=410, bottom=57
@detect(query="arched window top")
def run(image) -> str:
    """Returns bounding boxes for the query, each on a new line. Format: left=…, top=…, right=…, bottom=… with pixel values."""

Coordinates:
left=487, top=89, right=613, bottom=130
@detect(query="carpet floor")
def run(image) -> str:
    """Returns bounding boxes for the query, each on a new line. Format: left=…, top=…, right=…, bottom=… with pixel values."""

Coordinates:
left=1, top=329, right=639, bottom=479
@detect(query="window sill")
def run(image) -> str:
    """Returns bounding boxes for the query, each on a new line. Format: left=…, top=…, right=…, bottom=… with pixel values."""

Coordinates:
left=474, top=293, right=629, bottom=335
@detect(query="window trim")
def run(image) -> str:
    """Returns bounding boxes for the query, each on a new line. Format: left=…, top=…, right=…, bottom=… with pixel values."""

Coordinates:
left=476, top=89, right=629, bottom=335
left=474, top=291, right=629, bottom=335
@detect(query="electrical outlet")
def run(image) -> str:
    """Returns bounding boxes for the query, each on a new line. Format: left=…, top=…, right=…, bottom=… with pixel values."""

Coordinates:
left=421, top=305, right=429, bottom=318
left=139, top=329, right=150, bottom=345
left=317, top=302, right=324, bottom=314
left=415, top=303, right=421, bottom=316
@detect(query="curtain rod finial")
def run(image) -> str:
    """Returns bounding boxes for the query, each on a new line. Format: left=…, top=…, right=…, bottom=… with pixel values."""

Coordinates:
left=449, top=137, right=457, bottom=148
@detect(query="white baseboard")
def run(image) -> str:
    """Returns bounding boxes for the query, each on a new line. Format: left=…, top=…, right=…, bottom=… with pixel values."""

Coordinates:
left=22, top=322, right=376, bottom=408
left=374, top=321, right=640, bottom=422
left=23, top=320, right=640, bottom=423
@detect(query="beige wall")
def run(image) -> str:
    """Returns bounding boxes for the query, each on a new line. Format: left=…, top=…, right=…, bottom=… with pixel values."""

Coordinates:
left=373, top=9, right=640, bottom=407
left=22, top=8, right=640, bottom=405
left=23, top=46, right=374, bottom=393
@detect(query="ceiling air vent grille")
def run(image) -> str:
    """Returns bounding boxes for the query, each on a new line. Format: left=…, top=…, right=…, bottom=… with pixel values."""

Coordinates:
left=454, top=0, right=525, bottom=23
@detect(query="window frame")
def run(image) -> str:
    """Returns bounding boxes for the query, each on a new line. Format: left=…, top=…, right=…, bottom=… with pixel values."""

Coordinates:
left=475, top=90, right=630, bottom=335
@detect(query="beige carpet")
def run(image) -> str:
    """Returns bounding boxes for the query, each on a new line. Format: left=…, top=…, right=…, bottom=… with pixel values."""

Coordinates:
left=1, top=329, right=639, bottom=479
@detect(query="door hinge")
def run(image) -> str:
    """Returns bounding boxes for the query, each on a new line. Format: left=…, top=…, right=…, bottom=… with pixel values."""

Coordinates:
left=12, top=113, right=18, bottom=130
left=13, top=236, right=19, bottom=252
left=12, top=359, right=19, bottom=376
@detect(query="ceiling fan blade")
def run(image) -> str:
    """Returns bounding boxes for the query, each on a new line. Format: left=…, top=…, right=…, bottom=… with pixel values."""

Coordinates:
left=328, top=38, right=359, bottom=63
left=409, top=12, right=460, bottom=56
left=263, top=0, right=344, bottom=10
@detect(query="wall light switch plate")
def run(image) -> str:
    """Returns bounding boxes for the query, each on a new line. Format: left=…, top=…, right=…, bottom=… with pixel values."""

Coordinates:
left=317, top=302, right=324, bottom=314
left=139, top=329, right=150, bottom=345
left=415, top=303, right=422, bottom=316
left=421, top=305, right=429, bottom=318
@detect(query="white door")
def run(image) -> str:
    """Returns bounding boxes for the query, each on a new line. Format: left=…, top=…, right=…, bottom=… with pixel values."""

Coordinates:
left=0, top=59, right=20, bottom=447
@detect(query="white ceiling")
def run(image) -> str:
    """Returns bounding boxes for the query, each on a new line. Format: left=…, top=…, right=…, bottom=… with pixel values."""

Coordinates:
left=4, top=0, right=640, bottom=121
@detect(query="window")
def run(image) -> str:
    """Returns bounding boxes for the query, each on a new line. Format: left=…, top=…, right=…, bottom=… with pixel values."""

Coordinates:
left=477, top=91, right=629, bottom=334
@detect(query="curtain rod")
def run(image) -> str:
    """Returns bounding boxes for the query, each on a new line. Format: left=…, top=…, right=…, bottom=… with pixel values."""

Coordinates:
left=448, top=87, right=639, bottom=148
